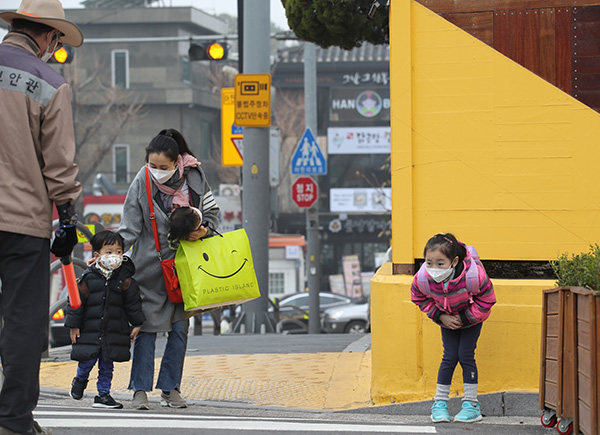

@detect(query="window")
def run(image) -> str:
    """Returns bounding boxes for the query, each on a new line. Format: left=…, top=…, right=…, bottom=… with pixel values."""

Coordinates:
left=200, top=121, right=211, bottom=160
left=182, top=56, right=190, bottom=83
left=269, top=272, right=286, bottom=295
left=113, top=144, right=130, bottom=183
left=111, top=50, right=129, bottom=89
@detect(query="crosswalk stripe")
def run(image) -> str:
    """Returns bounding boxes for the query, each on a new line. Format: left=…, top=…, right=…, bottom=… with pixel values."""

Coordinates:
left=35, top=418, right=436, bottom=432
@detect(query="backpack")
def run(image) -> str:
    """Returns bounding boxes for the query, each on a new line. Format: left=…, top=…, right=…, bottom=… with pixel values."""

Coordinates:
left=415, top=245, right=484, bottom=297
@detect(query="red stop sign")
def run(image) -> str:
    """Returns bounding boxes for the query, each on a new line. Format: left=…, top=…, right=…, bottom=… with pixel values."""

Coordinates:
left=292, top=177, right=318, bottom=208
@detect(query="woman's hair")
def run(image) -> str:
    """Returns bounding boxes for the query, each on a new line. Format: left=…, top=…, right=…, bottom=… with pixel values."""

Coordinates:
left=160, top=128, right=195, bottom=157
left=91, top=230, right=124, bottom=253
left=423, top=233, right=467, bottom=263
left=167, top=207, right=200, bottom=248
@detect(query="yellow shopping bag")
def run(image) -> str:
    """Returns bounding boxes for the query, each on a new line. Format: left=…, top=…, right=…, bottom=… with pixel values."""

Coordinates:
left=175, top=229, right=260, bottom=311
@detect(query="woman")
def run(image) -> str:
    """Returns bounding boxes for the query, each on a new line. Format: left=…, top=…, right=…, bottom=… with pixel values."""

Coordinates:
left=118, top=129, right=220, bottom=410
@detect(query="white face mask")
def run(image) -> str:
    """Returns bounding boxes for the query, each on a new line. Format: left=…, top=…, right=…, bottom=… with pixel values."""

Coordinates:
left=149, top=166, right=177, bottom=184
left=41, top=32, right=60, bottom=63
left=425, top=266, right=454, bottom=283
left=96, top=254, right=123, bottom=277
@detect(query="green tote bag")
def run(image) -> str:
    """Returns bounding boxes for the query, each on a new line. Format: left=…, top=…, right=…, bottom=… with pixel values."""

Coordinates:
left=175, top=229, right=260, bottom=312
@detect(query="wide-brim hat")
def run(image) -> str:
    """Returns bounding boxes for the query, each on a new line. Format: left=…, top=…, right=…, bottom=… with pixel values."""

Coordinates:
left=0, top=0, right=83, bottom=47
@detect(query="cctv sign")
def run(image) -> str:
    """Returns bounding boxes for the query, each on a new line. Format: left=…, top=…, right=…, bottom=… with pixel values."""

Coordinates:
left=234, top=73, right=271, bottom=127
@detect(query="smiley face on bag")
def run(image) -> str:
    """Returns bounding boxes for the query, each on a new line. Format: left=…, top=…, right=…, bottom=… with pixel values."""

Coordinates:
left=197, top=249, right=248, bottom=278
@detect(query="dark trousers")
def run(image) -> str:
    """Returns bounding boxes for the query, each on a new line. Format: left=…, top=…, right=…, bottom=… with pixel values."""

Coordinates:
left=437, top=322, right=483, bottom=385
left=77, top=353, right=114, bottom=395
left=0, top=232, right=50, bottom=433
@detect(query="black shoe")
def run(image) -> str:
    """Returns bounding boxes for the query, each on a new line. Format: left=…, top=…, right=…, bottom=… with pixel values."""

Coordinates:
left=70, top=377, right=88, bottom=400
left=92, top=393, right=123, bottom=409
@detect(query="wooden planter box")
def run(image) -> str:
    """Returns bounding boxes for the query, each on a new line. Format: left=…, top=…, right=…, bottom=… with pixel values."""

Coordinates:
left=540, top=287, right=599, bottom=435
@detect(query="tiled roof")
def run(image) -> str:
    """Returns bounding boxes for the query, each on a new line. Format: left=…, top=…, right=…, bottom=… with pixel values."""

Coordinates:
left=277, top=42, right=389, bottom=63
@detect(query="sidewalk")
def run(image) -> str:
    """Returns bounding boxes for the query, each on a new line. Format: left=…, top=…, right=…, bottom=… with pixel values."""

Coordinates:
left=40, top=333, right=373, bottom=411
left=40, top=333, right=539, bottom=416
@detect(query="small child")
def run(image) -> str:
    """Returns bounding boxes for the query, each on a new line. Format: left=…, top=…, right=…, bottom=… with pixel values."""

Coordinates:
left=167, top=206, right=205, bottom=249
left=411, top=233, right=496, bottom=423
left=65, top=230, right=145, bottom=409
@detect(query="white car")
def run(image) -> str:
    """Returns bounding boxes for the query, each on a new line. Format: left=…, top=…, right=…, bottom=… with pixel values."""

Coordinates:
left=321, top=302, right=370, bottom=334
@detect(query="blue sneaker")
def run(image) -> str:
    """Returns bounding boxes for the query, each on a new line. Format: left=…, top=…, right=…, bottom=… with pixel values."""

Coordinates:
left=454, top=401, right=482, bottom=423
left=431, top=400, right=450, bottom=422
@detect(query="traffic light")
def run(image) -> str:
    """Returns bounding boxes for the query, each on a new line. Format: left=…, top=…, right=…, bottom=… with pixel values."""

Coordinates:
left=48, top=46, right=75, bottom=64
left=188, top=41, right=228, bottom=61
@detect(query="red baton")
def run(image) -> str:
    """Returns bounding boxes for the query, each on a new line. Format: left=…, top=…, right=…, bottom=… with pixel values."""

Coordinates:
left=61, top=257, right=81, bottom=309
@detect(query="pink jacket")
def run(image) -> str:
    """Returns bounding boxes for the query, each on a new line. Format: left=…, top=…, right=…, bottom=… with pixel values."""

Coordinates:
left=411, top=258, right=496, bottom=328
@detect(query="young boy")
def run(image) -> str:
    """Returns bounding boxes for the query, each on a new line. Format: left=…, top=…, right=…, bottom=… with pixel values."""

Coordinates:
left=65, top=230, right=145, bottom=409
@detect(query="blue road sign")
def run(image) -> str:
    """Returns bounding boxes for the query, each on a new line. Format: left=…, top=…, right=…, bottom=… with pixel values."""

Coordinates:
left=291, top=128, right=327, bottom=175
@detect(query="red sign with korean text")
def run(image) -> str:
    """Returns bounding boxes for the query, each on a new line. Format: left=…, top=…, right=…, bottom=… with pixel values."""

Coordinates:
left=292, top=177, right=318, bottom=208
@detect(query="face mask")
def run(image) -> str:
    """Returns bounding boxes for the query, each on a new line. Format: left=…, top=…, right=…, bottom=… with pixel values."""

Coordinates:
left=148, top=166, right=177, bottom=184
left=425, top=266, right=454, bottom=283
left=96, top=254, right=123, bottom=277
left=41, top=32, right=59, bottom=63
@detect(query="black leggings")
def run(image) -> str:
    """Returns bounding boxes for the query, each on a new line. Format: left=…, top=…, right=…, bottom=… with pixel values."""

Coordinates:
left=437, top=322, right=483, bottom=385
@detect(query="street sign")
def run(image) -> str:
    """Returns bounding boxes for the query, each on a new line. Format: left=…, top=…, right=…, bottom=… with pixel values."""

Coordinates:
left=234, top=73, right=271, bottom=127
left=291, top=128, right=327, bottom=175
left=292, top=177, right=318, bottom=208
left=221, top=88, right=243, bottom=166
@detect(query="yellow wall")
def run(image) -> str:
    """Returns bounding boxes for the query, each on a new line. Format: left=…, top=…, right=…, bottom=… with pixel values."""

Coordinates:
left=390, top=1, right=600, bottom=264
left=371, top=263, right=553, bottom=404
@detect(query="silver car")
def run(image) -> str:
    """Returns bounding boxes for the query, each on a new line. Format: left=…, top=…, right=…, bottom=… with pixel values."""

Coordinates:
left=321, top=302, right=370, bottom=334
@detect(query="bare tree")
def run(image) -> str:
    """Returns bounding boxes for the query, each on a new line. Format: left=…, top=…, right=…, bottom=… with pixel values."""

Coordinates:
left=62, top=60, right=146, bottom=190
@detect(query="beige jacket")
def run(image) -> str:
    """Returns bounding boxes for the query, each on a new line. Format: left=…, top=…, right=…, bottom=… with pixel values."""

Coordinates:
left=0, top=32, right=81, bottom=239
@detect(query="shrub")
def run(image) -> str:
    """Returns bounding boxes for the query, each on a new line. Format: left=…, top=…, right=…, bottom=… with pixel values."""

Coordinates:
left=550, top=244, right=600, bottom=290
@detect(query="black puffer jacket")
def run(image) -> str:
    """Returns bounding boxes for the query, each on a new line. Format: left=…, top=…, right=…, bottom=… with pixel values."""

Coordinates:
left=65, top=257, right=145, bottom=362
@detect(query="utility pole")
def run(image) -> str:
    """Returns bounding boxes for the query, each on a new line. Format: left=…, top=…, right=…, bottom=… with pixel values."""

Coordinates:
left=239, top=0, right=273, bottom=333
left=304, top=42, right=321, bottom=334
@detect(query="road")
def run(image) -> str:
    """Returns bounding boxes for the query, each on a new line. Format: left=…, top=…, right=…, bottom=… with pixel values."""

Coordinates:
left=36, top=391, right=551, bottom=435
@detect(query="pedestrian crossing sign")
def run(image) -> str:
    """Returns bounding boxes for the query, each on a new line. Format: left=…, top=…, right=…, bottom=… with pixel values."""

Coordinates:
left=291, top=128, right=327, bottom=175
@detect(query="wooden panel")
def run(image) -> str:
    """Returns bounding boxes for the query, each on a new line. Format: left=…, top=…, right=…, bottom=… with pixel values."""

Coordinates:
left=573, top=56, right=600, bottom=72
left=416, top=0, right=600, bottom=14
left=573, top=90, right=600, bottom=108
left=579, top=400, right=592, bottom=435
left=547, top=336, right=559, bottom=359
left=578, top=295, right=591, bottom=320
left=509, top=10, right=526, bottom=64
left=441, top=12, right=494, bottom=46
left=545, top=381, right=558, bottom=408
left=555, top=7, right=573, bottom=93
left=547, top=358, right=559, bottom=382
left=524, top=9, right=541, bottom=73
left=573, top=38, right=600, bottom=56
left=577, top=319, right=591, bottom=349
left=572, top=4, right=600, bottom=21
left=494, top=10, right=511, bottom=57
left=547, top=314, right=560, bottom=336
left=573, top=20, right=600, bottom=38
left=548, top=292, right=560, bottom=314
left=540, top=8, right=557, bottom=83
left=544, top=382, right=557, bottom=409
left=578, top=345, right=591, bottom=377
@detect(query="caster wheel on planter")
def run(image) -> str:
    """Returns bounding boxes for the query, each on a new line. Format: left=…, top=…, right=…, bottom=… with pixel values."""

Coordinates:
left=556, top=418, right=573, bottom=435
left=541, top=410, right=557, bottom=428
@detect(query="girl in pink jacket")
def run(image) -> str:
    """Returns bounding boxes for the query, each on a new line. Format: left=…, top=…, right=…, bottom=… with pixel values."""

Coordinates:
left=411, top=233, right=496, bottom=424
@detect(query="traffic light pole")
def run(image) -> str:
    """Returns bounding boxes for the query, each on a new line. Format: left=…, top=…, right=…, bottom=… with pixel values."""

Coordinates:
left=238, top=0, right=273, bottom=333
left=304, top=42, right=321, bottom=335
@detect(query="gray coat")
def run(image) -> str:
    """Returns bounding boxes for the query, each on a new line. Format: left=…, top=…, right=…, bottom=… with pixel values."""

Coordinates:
left=118, top=165, right=220, bottom=332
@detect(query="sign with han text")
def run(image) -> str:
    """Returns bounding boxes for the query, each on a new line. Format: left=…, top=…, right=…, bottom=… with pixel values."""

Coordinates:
left=234, top=74, right=271, bottom=127
left=221, top=88, right=243, bottom=166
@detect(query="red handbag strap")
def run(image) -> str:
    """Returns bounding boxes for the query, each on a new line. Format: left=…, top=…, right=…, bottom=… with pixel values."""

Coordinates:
left=145, top=166, right=162, bottom=258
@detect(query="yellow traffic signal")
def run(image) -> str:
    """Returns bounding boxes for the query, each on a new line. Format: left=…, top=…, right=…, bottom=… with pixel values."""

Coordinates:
left=189, top=41, right=228, bottom=61
left=49, top=46, right=74, bottom=64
